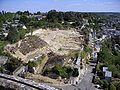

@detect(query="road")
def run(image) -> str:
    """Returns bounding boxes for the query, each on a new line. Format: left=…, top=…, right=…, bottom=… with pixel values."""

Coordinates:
left=0, top=73, right=58, bottom=90
left=59, top=62, right=97, bottom=90
left=77, top=63, right=96, bottom=90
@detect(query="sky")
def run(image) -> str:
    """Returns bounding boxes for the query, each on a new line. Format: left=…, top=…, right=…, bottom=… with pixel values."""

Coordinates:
left=0, top=0, right=120, bottom=12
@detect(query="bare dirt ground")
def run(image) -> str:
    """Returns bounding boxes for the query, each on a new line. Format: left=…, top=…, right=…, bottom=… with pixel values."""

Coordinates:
left=5, top=29, right=83, bottom=63
left=29, top=29, right=83, bottom=55
left=27, top=74, right=63, bottom=85
left=4, top=36, right=49, bottom=63
left=4, top=28, right=83, bottom=85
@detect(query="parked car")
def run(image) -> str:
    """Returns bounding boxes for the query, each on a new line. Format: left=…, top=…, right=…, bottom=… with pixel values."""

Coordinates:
left=94, top=84, right=101, bottom=89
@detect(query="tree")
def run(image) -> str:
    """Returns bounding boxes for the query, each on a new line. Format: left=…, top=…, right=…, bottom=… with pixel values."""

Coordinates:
left=72, top=68, right=79, bottom=77
left=52, top=64, right=79, bottom=79
left=66, top=66, right=73, bottom=78
left=81, top=27, right=90, bottom=44
left=116, top=82, right=120, bottom=90
left=19, top=15, right=30, bottom=25
left=0, top=12, right=14, bottom=27
left=0, top=40, right=8, bottom=54
left=0, top=67, right=4, bottom=73
left=101, top=80, right=109, bottom=89
left=18, top=28, right=27, bottom=39
left=110, top=84, right=116, bottom=90
left=28, top=61, right=37, bottom=69
left=23, top=11, right=30, bottom=16
left=4, top=57, right=22, bottom=73
left=52, top=64, right=67, bottom=78
left=99, top=40, right=120, bottom=79
left=96, top=64, right=100, bottom=72
left=27, top=61, right=37, bottom=73
left=36, top=11, right=41, bottom=15
left=7, top=26, right=19, bottom=43
left=57, top=12, right=64, bottom=22
left=84, top=45, right=92, bottom=53
left=81, top=51, right=87, bottom=59
left=47, top=10, right=58, bottom=22
left=16, top=11, right=23, bottom=15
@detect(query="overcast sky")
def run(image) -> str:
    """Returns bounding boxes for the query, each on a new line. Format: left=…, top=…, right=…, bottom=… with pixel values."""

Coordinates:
left=0, top=0, right=120, bottom=12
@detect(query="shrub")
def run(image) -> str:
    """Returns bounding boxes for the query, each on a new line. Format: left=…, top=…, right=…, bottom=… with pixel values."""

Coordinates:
left=72, top=68, right=79, bottom=77
left=4, top=57, right=22, bottom=73
left=51, top=65, right=79, bottom=79
left=110, top=83, right=116, bottom=90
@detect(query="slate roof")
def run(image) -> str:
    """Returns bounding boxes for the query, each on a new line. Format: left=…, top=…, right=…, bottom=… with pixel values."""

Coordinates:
left=105, top=71, right=112, bottom=78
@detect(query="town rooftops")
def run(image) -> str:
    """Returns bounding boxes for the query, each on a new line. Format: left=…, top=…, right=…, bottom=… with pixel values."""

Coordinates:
left=75, top=57, right=81, bottom=65
left=103, top=67, right=112, bottom=78
left=95, top=44, right=100, bottom=52
left=92, top=52, right=97, bottom=59
left=105, top=71, right=112, bottom=78
left=95, top=44, right=100, bottom=49
left=106, top=29, right=116, bottom=31
left=103, top=67, right=108, bottom=72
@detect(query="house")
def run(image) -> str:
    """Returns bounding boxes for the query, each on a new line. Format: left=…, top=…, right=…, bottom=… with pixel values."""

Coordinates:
left=105, top=71, right=112, bottom=82
left=101, top=35, right=107, bottom=40
left=14, top=20, right=19, bottom=24
left=29, top=15, right=46, bottom=21
left=103, top=28, right=120, bottom=37
left=3, top=33, right=8, bottom=37
left=95, top=44, right=100, bottom=52
left=22, top=25, right=27, bottom=29
left=70, top=22, right=75, bottom=24
left=1, top=17, right=26, bottom=38
left=2, top=23, right=9, bottom=32
left=75, top=57, right=81, bottom=66
left=103, top=67, right=108, bottom=72
left=103, top=67, right=112, bottom=82
left=92, top=52, right=97, bottom=59
left=11, top=23, right=18, bottom=27
left=114, top=44, right=120, bottom=52
left=91, top=52, right=98, bottom=63
left=1, top=15, right=21, bottom=37
left=36, top=16, right=43, bottom=21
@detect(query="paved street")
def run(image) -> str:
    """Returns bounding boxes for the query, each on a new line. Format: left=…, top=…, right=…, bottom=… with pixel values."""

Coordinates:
left=77, top=63, right=96, bottom=90
left=59, top=62, right=97, bottom=90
